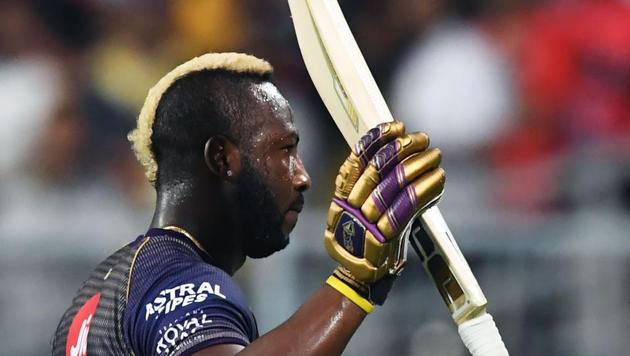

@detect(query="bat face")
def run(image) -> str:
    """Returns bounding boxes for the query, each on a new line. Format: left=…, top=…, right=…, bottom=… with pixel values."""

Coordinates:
left=289, top=0, right=487, bottom=325
left=288, top=0, right=393, bottom=146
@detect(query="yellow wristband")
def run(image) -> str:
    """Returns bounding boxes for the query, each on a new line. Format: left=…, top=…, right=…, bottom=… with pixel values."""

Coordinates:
left=326, top=275, right=374, bottom=314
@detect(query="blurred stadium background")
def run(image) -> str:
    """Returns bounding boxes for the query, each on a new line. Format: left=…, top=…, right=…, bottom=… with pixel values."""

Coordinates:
left=1, top=0, right=629, bottom=355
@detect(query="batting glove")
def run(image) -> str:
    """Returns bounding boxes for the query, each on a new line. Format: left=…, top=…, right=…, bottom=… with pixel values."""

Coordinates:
left=325, top=121, right=445, bottom=311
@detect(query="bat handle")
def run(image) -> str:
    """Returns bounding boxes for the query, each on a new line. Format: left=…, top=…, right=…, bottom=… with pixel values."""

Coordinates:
left=458, top=313, right=509, bottom=356
left=410, top=206, right=488, bottom=320
left=409, top=206, right=509, bottom=354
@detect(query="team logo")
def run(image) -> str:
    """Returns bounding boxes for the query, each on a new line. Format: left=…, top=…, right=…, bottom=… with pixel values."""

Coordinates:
left=342, top=220, right=355, bottom=253
left=334, top=212, right=365, bottom=257
left=66, top=293, right=101, bottom=356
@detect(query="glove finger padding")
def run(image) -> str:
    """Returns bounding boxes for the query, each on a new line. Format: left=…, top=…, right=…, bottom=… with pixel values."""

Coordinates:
left=362, top=148, right=442, bottom=223
left=334, top=121, right=404, bottom=200
left=347, top=132, right=429, bottom=208
left=377, top=168, right=446, bottom=240
left=354, top=121, right=405, bottom=168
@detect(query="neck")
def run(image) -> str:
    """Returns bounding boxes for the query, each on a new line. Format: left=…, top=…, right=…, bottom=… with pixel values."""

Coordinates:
left=150, top=182, right=246, bottom=275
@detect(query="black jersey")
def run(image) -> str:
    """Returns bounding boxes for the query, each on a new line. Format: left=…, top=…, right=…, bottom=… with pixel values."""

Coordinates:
left=52, top=228, right=258, bottom=356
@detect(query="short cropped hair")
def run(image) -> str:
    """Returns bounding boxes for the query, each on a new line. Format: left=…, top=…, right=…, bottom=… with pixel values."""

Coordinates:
left=128, top=53, right=273, bottom=185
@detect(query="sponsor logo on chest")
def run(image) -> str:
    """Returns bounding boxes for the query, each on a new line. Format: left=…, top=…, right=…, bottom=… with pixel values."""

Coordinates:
left=145, top=282, right=226, bottom=320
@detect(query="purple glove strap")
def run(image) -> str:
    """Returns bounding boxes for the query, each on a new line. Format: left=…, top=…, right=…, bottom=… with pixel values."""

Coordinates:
left=386, top=186, right=417, bottom=234
left=333, top=198, right=387, bottom=243
left=373, top=141, right=400, bottom=174
left=355, top=126, right=385, bottom=167
left=372, top=164, right=406, bottom=214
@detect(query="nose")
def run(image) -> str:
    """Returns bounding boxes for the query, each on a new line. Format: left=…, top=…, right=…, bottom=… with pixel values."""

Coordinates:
left=293, top=155, right=311, bottom=192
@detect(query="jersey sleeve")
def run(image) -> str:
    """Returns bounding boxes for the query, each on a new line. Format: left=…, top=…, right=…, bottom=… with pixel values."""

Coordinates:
left=124, top=241, right=257, bottom=356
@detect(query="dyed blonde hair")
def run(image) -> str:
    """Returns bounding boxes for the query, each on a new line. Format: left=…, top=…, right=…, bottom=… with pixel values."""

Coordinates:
left=128, top=52, right=273, bottom=184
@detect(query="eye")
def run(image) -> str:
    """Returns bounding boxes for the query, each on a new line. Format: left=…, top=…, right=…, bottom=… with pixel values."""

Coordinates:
left=280, top=134, right=299, bottom=155
left=282, top=143, right=297, bottom=154
left=281, top=139, right=298, bottom=154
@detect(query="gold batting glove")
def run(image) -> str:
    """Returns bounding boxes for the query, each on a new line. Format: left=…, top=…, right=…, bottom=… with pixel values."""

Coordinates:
left=325, top=121, right=445, bottom=308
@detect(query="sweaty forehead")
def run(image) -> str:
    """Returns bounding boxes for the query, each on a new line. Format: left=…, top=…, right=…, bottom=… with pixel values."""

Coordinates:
left=250, top=82, right=292, bottom=121
left=247, top=82, right=296, bottom=144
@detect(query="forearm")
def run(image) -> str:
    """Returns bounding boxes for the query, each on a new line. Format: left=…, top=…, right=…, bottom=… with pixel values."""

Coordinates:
left=238, top=284, right=366, bottom=356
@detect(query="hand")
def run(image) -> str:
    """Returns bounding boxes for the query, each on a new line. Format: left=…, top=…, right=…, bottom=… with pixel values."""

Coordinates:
left=325, top=121, right=445, bottom=306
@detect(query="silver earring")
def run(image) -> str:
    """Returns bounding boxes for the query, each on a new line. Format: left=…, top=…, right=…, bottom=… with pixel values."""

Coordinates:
left=227, top=170, right=233, bottom=177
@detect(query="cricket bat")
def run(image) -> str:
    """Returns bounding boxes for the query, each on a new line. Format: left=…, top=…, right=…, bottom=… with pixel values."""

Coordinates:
left=288, top=1, right=509, bottom=355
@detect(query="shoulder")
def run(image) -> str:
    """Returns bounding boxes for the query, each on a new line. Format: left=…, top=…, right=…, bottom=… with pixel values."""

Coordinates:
left=140, top=261, right=249, bottom=322
left=127, top=231, right=250, bottom=312
left=124, top=231, right=257, bottom=356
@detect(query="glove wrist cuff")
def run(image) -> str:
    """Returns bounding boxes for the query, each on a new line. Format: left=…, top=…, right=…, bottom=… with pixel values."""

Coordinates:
left=332, top=267, right=370, bottom=295
left=326, top=275, right=374, bottom=314
left=332, top=266, right=395, bottom=306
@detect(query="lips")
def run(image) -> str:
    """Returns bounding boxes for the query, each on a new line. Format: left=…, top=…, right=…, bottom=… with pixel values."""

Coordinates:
left=288, top=194, right=304, bottom=213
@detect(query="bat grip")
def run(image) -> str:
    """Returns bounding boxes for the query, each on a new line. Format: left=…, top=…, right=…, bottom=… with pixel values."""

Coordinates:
left=458, top=313, right=509, bottom=356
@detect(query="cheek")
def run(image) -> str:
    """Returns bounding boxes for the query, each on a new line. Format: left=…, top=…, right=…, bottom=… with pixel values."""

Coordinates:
left=266, top=155, right=293, bottom=183
left=264, top=155, right=294, bottom=201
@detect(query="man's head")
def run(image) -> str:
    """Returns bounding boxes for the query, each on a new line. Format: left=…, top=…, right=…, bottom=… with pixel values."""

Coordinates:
left=129, top=53, right=311, bottom=258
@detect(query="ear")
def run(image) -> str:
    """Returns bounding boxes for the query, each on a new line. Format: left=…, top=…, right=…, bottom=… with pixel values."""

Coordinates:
left=204, top=136, right=241, bottom=181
